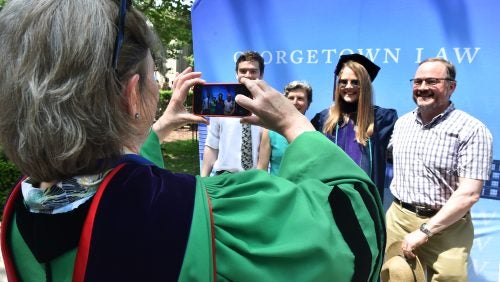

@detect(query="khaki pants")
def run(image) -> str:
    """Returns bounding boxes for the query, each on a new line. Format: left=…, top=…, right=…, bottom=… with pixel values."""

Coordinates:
left=385, top=202, right=473, bottom=282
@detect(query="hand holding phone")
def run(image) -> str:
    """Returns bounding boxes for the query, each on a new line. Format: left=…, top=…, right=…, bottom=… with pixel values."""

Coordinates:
left=192, top=83, right=252, bottom=117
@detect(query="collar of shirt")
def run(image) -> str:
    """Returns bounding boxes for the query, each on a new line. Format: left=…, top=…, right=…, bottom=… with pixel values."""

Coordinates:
left=413, top=102, right=455, bottom=128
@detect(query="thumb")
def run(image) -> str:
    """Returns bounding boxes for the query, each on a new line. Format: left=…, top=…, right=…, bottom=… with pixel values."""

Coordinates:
left=239, top=115, right=260, bottom=125
left=235, top=94, right=254, bottom=112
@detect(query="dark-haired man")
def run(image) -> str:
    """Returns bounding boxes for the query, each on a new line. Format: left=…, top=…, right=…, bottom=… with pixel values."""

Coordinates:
left=201, top=51, right=264, bottom=176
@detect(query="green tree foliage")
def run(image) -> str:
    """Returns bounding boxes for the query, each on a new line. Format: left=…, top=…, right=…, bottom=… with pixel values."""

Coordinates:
left=134, top=0, right=194, bottom=59
left=0, top=149, right=21, bottom=218
left=0, top=1, right=193, bottom=58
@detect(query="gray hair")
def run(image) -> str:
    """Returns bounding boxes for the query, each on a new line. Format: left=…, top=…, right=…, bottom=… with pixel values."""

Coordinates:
left=284, top=80, right=313, bottom=106
left=419, top=57, right=456, bottom=80
left=0, top=0, right=159, bottom=181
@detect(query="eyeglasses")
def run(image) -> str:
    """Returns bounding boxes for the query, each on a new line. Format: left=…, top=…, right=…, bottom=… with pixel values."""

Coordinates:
left=410, top=78, right=454, bottom=87
left=112, top=0, right=132, bottom=71
left=338, top=79, right=360, bottom=88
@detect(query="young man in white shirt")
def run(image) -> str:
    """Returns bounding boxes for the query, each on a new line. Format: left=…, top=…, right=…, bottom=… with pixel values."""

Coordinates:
left=201, top=51, right=264, bottom=176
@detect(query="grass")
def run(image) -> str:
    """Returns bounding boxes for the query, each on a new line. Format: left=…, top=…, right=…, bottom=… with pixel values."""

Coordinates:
left=0, top=139, right=200, bottom=219
left=161, top=139, right=200, bottom=175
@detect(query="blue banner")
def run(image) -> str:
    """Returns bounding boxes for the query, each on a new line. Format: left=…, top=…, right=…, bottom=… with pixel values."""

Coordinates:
left=192, top=0, right=498, bottom=158
left=192, top=2, right=499, bottom=280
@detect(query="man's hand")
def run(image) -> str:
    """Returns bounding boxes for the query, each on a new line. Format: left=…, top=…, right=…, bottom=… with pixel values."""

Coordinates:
left=402, top=229, right=429, bottom=259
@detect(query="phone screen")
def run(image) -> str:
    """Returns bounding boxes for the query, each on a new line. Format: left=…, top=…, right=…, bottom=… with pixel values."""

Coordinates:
left=192, top=83, right=252, bottom=117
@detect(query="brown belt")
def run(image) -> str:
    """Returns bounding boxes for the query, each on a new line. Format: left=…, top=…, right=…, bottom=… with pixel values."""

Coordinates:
left=393, top=198, right=439, bottom=218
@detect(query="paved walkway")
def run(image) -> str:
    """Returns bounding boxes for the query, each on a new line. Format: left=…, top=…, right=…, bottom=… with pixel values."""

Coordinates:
left=163, top=125, right=197, bottom=142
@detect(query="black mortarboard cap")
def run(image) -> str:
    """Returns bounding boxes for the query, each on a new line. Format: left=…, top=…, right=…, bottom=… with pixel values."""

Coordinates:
left=334, top=54, right=380, bottom=81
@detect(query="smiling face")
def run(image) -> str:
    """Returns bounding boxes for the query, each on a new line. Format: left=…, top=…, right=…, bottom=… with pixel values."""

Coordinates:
left=286, top=90, right=309, bottom=114
left=338, top=67, right=360, bottom=104
left=412, top=61, right=456, bottom=121
left=236, top=60, right=262, bottom=80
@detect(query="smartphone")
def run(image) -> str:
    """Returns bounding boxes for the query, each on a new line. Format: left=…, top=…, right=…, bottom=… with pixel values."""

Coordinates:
left=192, top=83, right=252, bottom=117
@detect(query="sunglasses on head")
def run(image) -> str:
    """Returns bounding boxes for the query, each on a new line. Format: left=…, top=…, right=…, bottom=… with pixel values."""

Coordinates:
left=112, top=0, right=132, bottom=71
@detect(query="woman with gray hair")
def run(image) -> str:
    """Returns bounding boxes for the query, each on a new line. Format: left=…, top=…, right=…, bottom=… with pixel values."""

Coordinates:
left=0, top=0, right=385, bottom=281
left=257, top=80, right=313, bottom=175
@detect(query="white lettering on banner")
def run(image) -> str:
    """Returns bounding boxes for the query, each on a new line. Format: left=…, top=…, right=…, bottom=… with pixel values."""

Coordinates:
left=385, top=49, right=401, bottom=63
left=233, top=51, right=242, bottom=62
left=307, top=50, right=319, bottom=64
left=257, top=48, right=401, bottom=65
left=261, top=51, right=272, bottom=64
left=359, top=48, right=382, bottom=62
left=276, top=50, right=287, bottom=64
left=236, top=48, right=480, bottom=65
left=473, top=211, right=497, bottom=226
left=454, top=47, right=481, bottom=63
left=416, top=47, right=481, bottom=63
left=415, top=48, right=425, bottom=63
left=471, top=258, right=490, bottom=275
left=321, top=49, right=337, bottom=64
left=474, top=236, right=494, bottom=252
left=290, top=50, right=303, bottom=64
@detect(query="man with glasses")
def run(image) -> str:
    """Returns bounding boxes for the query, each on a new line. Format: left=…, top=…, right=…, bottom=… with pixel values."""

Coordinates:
left=386, top=57, right=492, bottom=281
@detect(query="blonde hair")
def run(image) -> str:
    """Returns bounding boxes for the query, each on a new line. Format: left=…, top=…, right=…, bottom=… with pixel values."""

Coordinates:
left=323, top=61, right=374, bottom=146
left=284, top=80, right=313, bottom=106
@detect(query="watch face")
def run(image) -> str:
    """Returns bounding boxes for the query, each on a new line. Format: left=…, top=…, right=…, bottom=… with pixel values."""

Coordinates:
left=420, top=223, right=433, bottom=237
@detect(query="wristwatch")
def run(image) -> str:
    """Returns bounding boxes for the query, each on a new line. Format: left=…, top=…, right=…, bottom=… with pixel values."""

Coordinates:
left=420, top=223, right=433, bottom=238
